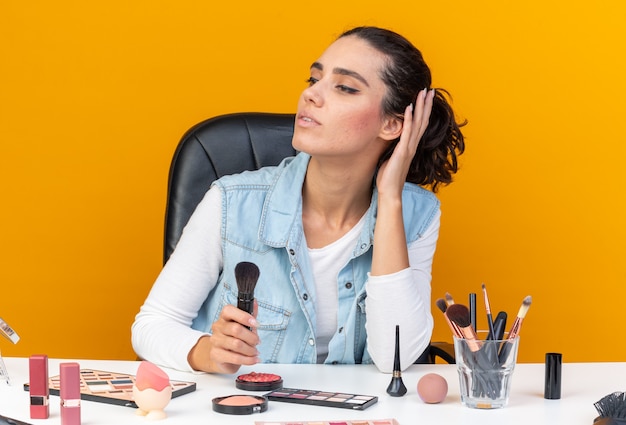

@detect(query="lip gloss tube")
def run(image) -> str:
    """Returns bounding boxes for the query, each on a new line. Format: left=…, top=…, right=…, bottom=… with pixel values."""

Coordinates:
left=29, top=354, right=49, bottom=419
left=60, top=362, right=81, bottom=425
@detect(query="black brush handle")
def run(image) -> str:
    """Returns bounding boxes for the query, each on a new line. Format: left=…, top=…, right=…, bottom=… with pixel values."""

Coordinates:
left=469, top=293, right=477, bottom=332
left=237, top=293, right=254, bottom=330
left=492, top=311, right=507, bottom=340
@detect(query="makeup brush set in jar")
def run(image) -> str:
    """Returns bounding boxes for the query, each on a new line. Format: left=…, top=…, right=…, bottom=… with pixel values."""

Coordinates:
left=436, top=285, right=532, bottom=408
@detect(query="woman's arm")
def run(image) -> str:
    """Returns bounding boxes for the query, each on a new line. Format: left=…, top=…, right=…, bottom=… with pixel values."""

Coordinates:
left=131, top=187, right=225, bottom=372
left=365, top=211, right=439, bottom=372
left=367, top=89, right=437, bottom=372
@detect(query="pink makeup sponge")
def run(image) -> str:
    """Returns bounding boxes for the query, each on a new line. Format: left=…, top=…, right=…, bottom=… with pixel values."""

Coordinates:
left=417, top=373, right=448, bottom=404
left=135, top=361, right=170, bottom=392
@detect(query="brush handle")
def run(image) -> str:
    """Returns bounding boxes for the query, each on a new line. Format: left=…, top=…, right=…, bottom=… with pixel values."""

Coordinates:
left=237, top=294, right=254, bottom=330
left=469, top=293, right=477, bottom=332
left=488, top=311, right=507, bottom=341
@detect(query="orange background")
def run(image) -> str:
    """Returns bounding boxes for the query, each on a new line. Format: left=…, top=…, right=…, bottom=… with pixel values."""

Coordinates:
left=1, top=1, right=625, bottom=363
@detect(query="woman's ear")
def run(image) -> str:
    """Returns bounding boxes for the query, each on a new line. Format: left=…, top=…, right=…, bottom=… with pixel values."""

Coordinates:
left=379, top=115, right=403, bottom=141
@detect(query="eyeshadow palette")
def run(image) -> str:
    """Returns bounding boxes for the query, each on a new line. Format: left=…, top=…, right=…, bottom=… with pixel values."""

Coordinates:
left=255, top=419, right=399, bottom=425
left=264, top=387, right=378, bottom=410
left=24, top=368, right=196, bottom=408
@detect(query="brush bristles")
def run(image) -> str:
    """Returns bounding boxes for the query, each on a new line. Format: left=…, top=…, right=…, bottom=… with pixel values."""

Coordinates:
left=445, top=303, right=471, bottom=328
left=435, top=298, right=448, bottom=313
left=235, top=261, right=260, bottom=295
left=481, top=283, right=492, bottom=314
left=444, top=292, right=455, bottom=306
left=517, top=295, right=532, bottom=319
left=595, top=392, right=626, bottom=419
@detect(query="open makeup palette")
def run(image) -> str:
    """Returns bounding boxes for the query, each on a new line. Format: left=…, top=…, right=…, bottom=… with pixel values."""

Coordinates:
left=24, top=368, right=196, bottom=407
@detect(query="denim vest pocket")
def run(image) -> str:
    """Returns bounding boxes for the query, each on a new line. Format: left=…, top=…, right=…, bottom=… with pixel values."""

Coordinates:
left=219, top=281, right=292, bottom=363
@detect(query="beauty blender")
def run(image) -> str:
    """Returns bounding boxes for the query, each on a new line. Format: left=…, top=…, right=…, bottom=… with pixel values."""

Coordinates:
left=417, top=373, right=448, bottom=404
left=133, top=361, right=172, bottom=420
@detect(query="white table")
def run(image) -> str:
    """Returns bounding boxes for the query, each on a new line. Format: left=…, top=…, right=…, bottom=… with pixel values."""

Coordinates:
left=0, top=357, right=622, bottom=424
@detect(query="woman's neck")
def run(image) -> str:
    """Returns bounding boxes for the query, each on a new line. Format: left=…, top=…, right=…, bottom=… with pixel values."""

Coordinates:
left=301, top=157, right=374, bottom=248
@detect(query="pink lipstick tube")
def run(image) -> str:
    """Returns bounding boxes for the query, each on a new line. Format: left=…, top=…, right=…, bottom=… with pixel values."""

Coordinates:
left=29, top=354, right=49, bottom=419
left=60, top=362, right=81, bottom=425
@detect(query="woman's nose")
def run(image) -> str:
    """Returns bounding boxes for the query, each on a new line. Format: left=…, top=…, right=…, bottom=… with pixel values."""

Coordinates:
left=302, top=83, right=323, bottom=106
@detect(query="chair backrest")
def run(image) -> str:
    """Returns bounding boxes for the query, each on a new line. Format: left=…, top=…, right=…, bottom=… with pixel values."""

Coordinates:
left=164, top=112, right=296, bottom=264
left=163, top=112, right=455, bottom=364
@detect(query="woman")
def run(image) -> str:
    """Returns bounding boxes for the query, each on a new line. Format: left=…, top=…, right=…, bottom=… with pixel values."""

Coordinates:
left=132, top=26, right=465, bottom=374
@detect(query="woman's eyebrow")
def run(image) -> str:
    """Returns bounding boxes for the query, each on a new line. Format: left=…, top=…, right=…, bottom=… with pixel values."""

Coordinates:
left=310, top=62, right=370, bottom=87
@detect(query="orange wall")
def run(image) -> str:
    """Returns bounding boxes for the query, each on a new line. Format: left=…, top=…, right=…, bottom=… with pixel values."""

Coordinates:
left=1, top=1, right=625, bottom=363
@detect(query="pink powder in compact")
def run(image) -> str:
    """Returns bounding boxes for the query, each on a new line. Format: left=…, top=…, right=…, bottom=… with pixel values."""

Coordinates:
left=218, top=395, right=264, bottom=406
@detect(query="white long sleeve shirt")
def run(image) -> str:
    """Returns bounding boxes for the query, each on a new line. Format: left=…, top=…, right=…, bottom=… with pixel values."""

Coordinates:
left=132, top=185, right=439, bottom=373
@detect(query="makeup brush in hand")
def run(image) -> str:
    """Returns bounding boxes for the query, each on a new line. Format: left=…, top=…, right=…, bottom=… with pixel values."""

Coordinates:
left=234, top=261, right=260, bottom=329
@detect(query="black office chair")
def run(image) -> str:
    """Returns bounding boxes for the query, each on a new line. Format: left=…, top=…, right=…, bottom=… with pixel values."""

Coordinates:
left=163, top=112, right=455, bottom=364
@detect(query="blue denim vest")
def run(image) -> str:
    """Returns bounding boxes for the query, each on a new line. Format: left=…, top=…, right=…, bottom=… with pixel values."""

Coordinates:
left=191, top=153, right=439, bottom=364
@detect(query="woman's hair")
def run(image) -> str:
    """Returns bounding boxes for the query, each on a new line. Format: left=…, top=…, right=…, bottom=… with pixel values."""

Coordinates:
left=339, top=26, right=466, bottom=192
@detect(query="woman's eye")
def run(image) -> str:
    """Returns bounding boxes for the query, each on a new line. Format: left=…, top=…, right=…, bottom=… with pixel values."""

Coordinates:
left=305, top=77, right=318, bottom=86
left=337, top=85, right=359, bottom=94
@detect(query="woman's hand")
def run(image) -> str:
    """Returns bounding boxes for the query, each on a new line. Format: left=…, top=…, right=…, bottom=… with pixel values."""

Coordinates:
left=187, top=304, right=260, bottom=374
left=371, top=89, right=434, bottom=276
left=376, top=88, right=435, bottom=198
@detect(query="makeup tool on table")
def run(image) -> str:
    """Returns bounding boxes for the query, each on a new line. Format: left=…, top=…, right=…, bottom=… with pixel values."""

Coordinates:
left=594, top=391, right=626, bottom=424
left=0, top=317, right=20, bottom=345
left=544, top=352, right=562, bottom=400
left=212, top=395, right=268, bottom=415
left=492, top=311, right=508, bottom=341
left=132, top=361, right=172, bottom=420
left=28, top=354, right=49, bottom=419
left=235, top=261, right=260, bottom=329
left=254, top=420, right=399, bottom=425
left=264, top=387, right=378, bottom=410
left=481, top=284, right=495, bottom=339
left=386, top=325, right=407, bottom=397
left=445, top=304, right=482, bottom=352
left=498, top=295, right=532, bottom=363
left=60, top=362, right=81, bottom=425
left=23, top=367, right=195, bottom=408
left=417, top=373, right=448, bottom=404
left=439, top=289, right=532, bottom=407
left=435, top=298, right=462, bottom=338
left=236, top=371, right=283, bottom=391
left=469, top=292, right=477, bottom=332
left=1, top=316, right=20, bottom=385
left=0, top=353, right=10, bottom=386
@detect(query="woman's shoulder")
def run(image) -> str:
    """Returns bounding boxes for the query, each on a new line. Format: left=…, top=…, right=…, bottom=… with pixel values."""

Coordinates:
left=214, top=153, right=304, bottom=188
left=401, top=182, right=440, bottom=207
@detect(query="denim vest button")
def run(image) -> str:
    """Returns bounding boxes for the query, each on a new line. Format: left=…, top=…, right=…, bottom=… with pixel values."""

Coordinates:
left=289, top=249, right=295, bottom=255
left=338, top=327, right=344, bottom=333
left=308, top=338, right=315, bottom=346
left=332, top=361, right=338, bottom=365
left=360, top=243, right=367, bottom=250
left=345, top=282, right=352, bottom=289
left=302, top=293, right=308, bottom=301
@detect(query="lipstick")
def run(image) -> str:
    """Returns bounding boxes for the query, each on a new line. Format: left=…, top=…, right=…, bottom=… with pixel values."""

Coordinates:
left=60, top=362, right=81, bottom=425
left=29, top=354, right=49, bottom=419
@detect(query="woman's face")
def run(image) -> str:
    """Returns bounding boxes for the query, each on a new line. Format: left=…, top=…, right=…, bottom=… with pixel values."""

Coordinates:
left=292, top=35, right=396, bottom=161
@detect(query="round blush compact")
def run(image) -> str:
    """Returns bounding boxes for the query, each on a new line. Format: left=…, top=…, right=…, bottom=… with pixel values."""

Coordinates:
left=211, top=394, right=268, bottom=415
left=235, top=372, right=283, bottom=391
